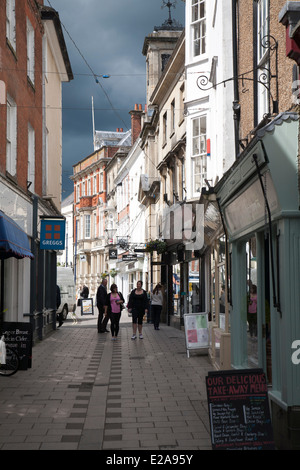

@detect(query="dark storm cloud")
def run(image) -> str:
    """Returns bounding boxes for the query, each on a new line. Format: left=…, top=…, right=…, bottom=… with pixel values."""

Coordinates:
left=46, top=0, right=185, bottom=197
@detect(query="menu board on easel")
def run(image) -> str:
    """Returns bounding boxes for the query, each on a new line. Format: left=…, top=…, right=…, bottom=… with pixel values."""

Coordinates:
left=81, top=298, right=94, bottom=315
left=183, top=313, right=209, bottom=357
left=3, top=322, right=33, bottom=369
left=206, top=368, right=275, bottom=450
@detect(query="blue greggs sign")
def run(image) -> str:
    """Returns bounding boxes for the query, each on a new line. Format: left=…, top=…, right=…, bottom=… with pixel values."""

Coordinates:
left=40, top=219, right=65, bottom=250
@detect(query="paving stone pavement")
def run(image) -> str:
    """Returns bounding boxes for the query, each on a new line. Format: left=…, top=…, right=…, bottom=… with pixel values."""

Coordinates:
left=0, top=311, right=213, bottom=453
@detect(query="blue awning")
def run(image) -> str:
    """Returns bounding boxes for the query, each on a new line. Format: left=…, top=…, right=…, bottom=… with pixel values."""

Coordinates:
left=0, top=211, right=33, bottom=260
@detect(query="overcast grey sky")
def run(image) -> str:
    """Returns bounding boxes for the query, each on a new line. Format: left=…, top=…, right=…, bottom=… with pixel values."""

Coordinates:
left=46, top=0, right=185, bottom=198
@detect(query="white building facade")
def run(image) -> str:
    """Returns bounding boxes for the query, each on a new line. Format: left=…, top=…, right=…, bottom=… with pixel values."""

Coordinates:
left=184, top=0, right=235, bottom=366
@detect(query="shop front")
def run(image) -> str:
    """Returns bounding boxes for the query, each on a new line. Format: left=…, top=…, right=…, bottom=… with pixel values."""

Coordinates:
left=215, top=112, right=300, bottom=449
left=162, top=248, right=200, bottom=330
left=197, top=193, right=231, bottom=370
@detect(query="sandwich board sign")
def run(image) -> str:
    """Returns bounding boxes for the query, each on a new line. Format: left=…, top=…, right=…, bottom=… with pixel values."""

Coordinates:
left=81, top=298, right=94, bottom=316
left=206, top=368, right=275, bottom=450
left=183, top=312, right=209, bottom=357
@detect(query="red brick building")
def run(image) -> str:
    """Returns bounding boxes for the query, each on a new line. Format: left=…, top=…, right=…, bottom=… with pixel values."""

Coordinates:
left=0, top=1, right=73, bottom=341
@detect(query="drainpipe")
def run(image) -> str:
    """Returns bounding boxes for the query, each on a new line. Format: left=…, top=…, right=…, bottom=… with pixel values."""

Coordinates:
left=30, top=195, right=38, bottom=315
left=232, top=0, right=240, bottom=159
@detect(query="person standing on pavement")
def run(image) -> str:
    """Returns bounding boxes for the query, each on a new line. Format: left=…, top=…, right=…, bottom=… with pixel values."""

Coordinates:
left=104, top=284, right=124, bottom=340
left=81, top=284, right=89, bottom=299
left=151, top=283, right=163, bottom=330
left=96, top=278, right=109, bottom=333
left=56, top=284, right=64, bottom=327
left=127, top=280, right=149, bottom=340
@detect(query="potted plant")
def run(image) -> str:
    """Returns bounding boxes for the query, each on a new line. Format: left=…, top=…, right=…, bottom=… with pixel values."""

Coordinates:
left=145, top=239, right=167, bottom=255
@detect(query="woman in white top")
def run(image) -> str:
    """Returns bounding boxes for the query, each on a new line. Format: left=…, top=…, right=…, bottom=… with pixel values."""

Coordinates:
left=151, top=284, right=163, bottom=330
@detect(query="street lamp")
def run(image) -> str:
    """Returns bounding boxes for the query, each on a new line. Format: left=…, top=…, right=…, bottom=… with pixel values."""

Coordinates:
left=105, top=228, right=116, bottom=242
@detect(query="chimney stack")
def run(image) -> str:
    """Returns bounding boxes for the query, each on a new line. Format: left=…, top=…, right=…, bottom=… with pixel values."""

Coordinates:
left=129, top=103, right=143, bottom=145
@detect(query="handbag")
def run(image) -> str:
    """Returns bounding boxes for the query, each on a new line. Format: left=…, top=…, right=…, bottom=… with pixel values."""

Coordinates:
left=119, top=292, right=125, bottom=310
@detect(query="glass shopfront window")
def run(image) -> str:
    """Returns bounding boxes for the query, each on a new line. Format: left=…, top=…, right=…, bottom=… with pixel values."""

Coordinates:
left=188, top=256, right=200, bottom=313
left=210, top=236, right=230, bottom=368
left=246, top=237, right=258, bottom=369
left=173, top=264, right=181, bottom=315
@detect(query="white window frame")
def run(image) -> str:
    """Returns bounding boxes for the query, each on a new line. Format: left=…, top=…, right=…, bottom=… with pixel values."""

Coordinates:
left=85, top=214, right=91, bottom=239
left=27, top=18, right=35, bottom=85
left=257, top=0, right=269, bottom=120
left=28, top=123, right=35, bottom=192
left=6, top=0, right=16, bottom=51
left=191, top=115, right=207, bottom=195
left=6, top=93, right=17, bottom=176
left=191, top=0, right=206, bottom=58
left=171, top=99, right=175, bottom=133
left=94, top=213, right=97, bottom=238
left=257, top=0, right=269, bottom=63
left=88, top=178, right=91, bottom=196
left=163, top=112, right=167, bottom=145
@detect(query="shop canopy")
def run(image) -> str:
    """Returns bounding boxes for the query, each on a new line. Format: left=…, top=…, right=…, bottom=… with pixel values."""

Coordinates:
left=0, top=210, right=33, bottom=260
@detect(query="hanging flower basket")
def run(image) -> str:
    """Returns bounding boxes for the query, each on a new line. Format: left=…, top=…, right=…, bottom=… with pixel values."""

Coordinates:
left=145, top=239, right=167, bottom=255
left=101, top=272, right=109, bottom=279
left=109, top=269, right=118, bottom=278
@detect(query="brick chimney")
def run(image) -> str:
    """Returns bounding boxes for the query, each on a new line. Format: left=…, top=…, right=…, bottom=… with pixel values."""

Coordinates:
left=129, top=104, right=143, bottom=145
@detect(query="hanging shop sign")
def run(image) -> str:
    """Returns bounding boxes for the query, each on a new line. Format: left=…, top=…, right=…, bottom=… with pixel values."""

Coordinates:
left=40, top=219, right=65, bottom=250
left=122, top=254, right=137, bottom=261
left=109, top=249, right=118, bottom=259
left=206, top=368, right=275, bottom=450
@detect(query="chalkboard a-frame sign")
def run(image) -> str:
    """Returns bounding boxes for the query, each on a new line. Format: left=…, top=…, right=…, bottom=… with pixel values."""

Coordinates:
left=206, top=368, right=275, bottom=450
left=3, top=322, right=33, bottom=370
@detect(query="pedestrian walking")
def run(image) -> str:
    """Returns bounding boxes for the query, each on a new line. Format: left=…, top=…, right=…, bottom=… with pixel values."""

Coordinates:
left=104, top=284, right=124, bottom=340
left=96, top=278, right=109, bottom=333
left=151, top=283, right=163, bottom=330
left=127, top=280, right=149, bottom=340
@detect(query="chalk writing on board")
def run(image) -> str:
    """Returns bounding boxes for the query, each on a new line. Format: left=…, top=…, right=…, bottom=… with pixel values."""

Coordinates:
left=206, top=369, right=275, bottom=450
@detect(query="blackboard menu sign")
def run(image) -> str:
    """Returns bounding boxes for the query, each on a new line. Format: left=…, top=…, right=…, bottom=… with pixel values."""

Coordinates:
left=3, top=322, right=33, bottom=370
left=206, top=368, right=275, bottom=450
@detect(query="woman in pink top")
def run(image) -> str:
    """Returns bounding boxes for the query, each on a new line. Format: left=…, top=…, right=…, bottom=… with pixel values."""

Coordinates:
left=104, top=284, right=124, bottom=340
left=248, top=284, right=257, bottom=337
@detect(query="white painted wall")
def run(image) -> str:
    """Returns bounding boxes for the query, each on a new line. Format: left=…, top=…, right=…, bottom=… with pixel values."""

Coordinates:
left=185, top=0, right=235, bottom=200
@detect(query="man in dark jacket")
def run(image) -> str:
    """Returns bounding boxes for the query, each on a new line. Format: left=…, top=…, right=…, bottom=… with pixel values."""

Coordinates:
left=96, top=278, right=108, bottom=333
left=81, top=285, right=89, bottom=299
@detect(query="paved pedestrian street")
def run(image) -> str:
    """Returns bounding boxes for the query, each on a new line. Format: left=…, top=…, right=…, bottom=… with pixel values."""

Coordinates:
left=0, top=313, right=212, bottom=455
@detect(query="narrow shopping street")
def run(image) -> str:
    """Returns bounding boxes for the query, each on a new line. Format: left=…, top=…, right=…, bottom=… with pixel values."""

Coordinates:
left=0, top=312, right=212, bottom=452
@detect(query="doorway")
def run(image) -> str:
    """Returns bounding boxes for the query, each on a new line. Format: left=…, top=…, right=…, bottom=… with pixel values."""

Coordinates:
left=245, top=234, right=272, bottom=383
